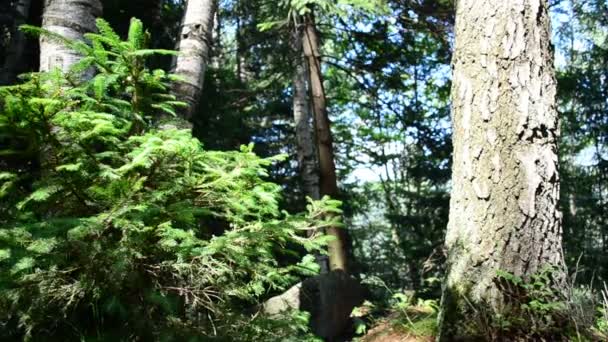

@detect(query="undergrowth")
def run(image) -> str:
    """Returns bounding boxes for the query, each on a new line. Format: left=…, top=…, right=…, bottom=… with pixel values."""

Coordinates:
left=457, top=268, right=608, bottom=341
left=0, top=18, right=336, bottom=341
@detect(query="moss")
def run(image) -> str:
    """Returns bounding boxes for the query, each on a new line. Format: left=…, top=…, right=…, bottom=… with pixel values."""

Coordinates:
left=401, top=316, right=438, bottom=337
left=390, top=300, right=439, bottom=338
left=437, top=283, right=487, bottom=341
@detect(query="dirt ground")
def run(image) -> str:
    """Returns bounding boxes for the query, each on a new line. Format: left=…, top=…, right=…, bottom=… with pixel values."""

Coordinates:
left=360, top=321, right=434, bottom=342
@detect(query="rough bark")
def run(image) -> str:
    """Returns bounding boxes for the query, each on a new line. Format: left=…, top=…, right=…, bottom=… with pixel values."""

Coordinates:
left=0, top=0, right=32, bottom=85
left=439, top=0, right=564, bottom=339
left=302, top=13, right=349, bottom=272
left=40, top=0, right=102, bottom=73
left=172, top=0, right=217, bottom=120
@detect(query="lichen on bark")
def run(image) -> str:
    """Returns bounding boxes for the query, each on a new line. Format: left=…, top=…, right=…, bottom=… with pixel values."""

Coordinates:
left=439, top=0, right=565, bottom=339
left=172, top=0, right=217, bottom=120
left=40, top=0, right=102, bottom=74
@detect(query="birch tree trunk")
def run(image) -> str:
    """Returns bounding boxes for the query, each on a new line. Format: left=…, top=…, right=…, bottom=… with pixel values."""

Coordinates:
left=172, top=0, right=217, bottom=120
left=302, top=13, right=349, bottom=272
left=293, top=23, right=321, bottom=204
left=0, top=0, right=31, bottom=84
left=292, top=20, right=330, bottom=273
left=439, top=0, right=564, bottom=339
left=40, top=0, right=102, bottom=73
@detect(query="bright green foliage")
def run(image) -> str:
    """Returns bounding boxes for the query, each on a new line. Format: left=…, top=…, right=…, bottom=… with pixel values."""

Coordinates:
left=494, top=269, right=567, bottom=330
left=389, top=292, right=438, bottom=337
left=258, top=0, right=387, bottom=31
left=482, top=269, right=597, bottom=340
left=0, top=18, right=336, bottom=340
left=286, top=0, right=386, bottom=15
left=21, top=18, right=183, bottom=126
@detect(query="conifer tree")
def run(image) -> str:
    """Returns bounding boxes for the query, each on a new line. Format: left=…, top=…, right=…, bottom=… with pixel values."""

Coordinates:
left=439, top=0, right=564, bottom=339
left=0, top=18, right=334, bottom=340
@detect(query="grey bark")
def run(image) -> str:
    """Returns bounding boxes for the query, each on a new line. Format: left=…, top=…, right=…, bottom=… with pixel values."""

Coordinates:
left=292, top=24, right=321, bottom=204
left=0, top=0, right=31, bottom=85
left=302, top=12, right=349, bottom=272
left=292, top=21, right=329, bottom=273
left=439, top=0, right=564, bottom=339
left=211, top=8, right=221, bottom=69
left=172, top=0, right=217, bottom=120
left=40, top=0, right=102, bottom=73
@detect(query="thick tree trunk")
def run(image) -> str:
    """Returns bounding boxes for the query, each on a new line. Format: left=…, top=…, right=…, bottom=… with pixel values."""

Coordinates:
left=302, top=13, right=349, bottom=272
left=0, top=0, right=32, bottom=84
left=172, top=0, right=217, bottom=120
left=40, top=0, right=102, bottom=73
left=439, top=0, right=564, bottom=339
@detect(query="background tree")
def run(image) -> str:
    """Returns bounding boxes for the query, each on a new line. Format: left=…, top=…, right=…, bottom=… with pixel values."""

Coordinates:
left=172, top=0, right=217, bottom=119
left=0, top=0, right=32, bottom=84
left=301, top=9, right=349, bottom=272
left=39, top=0, right=102, bottom=73
left=554, top=0, right=608, bottom=282
left=328, top=0, right=453, bottom=294
left=292, top=20, right=320, bottom=206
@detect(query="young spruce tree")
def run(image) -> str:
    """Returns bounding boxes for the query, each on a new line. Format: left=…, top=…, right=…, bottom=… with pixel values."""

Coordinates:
left=0, top=18, right=336, bottom=341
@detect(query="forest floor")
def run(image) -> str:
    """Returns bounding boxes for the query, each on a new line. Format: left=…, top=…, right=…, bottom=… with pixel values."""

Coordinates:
left=360, top=320, right=434, bottom=342
left=356, top=305, right=437, bottom=342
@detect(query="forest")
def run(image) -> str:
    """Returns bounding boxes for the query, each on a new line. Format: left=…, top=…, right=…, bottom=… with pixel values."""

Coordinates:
left=0, top=0, right=607, bottom=341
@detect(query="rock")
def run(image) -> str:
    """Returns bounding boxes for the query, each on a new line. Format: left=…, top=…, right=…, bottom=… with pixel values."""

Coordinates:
left=263, top=270, right=364, bottom=341
left=263, top=282, right=303, bottom=316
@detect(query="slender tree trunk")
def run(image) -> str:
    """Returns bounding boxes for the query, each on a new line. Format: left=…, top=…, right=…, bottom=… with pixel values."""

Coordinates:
left=292, top=19, right=329, bottom=273
left=40, top=0, right=102, bottom=73
left=438, top=0, right=564, bottom=339
left=172, top=0, right=217, bottom=120
left=236, top=5, right=242, bottom=84
left=234, top=3, right=250, bottom=84
left=293, top=24, right=321, bottom=204
left=302, top=12, right=349, bottom=272
left=211, top=7, right=222, bottom=69
left=0, top=0, right=32, bottom=85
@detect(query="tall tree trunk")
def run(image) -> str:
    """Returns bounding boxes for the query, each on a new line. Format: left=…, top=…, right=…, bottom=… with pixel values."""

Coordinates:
left=0, top=0, right=32, bottom=85
left=38, top=0, right=101, bottom=172
left=40, top=0, right=102, bottom=73
left=172, top=0, right=217, bottom=120
left=211, top=7, right=222, bottom=69
left=302, top=12, right=349, bottom=272
left=293, top=24, right=321, bottom=205
left=292, top=20, right=329, bottom=273
left=439, top=0, right=564, bottom=339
